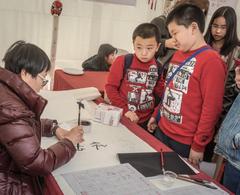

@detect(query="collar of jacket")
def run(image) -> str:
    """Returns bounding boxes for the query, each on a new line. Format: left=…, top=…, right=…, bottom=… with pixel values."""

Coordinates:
left=0, top=67, right=47, bottom=118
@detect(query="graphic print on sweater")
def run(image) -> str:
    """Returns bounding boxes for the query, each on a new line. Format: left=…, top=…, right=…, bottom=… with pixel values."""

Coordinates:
left=127, top=65, right=158, bottom=112
left=162, top=58, right=196, bottom=123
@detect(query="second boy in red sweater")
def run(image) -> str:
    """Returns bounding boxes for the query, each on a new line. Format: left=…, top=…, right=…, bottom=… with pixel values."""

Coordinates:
left=148, top=4, right=226, bottom=165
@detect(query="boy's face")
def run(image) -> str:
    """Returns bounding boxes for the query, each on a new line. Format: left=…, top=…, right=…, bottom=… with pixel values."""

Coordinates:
left=133, top=36, right=160, bottom=63
left=168, top=20, right=196, bottom=52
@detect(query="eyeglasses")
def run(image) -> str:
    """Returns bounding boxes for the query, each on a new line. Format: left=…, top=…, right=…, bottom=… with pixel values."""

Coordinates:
left=211, top=24, right=227, bottom=31
left=38, top=74, right=48, bottom=87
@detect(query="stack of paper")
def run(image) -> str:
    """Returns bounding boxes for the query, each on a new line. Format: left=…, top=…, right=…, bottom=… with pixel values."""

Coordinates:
left=94, top=103, right=123, bottom=126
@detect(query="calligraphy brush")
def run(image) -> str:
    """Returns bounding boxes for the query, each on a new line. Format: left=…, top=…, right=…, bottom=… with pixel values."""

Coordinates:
left=77, top=101, right=81, bottom=150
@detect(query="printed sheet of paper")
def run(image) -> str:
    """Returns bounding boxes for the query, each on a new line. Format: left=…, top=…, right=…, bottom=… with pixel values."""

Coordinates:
left=61, top=163, right=161, bottom=195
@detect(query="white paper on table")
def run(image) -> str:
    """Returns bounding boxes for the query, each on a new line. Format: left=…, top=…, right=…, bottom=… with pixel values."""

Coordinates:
left=41, top=97, right=155, bottom=176
left=51, top=119, right=155, bottom=176
left=39, top=88, right=99, bottom=123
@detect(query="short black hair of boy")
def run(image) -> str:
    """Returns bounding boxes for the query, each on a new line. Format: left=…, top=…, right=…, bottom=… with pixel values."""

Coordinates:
left=3, top=40, right=51, bottom=77
left=132, top=23, right=160, bottom=43
left=175, top=0, right=209, bottom=17
left=166, top=4, right=205, bottom=33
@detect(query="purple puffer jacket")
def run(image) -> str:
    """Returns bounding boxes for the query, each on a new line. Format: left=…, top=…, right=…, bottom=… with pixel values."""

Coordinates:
left=0, top=67, right=76, bottom=195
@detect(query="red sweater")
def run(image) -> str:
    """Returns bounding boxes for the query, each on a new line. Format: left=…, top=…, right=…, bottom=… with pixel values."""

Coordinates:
left=153, top=47, right=226, bottom=152
left=105, top=54, right=164, bottom=124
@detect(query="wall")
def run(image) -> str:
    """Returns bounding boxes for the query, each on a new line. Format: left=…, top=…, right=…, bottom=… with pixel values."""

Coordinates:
left=0, top=0, right=164, bottom=68
left=1, top=0, right=240, bottom=69
left=236, top=0, right=240, bottom=38
left=205, top=0, right=239, bottom=31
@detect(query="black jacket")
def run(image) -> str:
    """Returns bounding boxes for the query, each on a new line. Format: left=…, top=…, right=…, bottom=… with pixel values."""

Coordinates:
left=82, top=55, right=110, bottom=71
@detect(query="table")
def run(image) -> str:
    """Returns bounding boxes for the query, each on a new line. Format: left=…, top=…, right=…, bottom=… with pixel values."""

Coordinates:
left=41, top=89, right=232, bottom=195
left=53, top=69, right=109, bottom=95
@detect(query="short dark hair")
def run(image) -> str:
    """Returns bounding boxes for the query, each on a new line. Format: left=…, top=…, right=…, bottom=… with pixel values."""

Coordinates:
left=204, top=6, right=240, bottom=56
left=166, top=4, right=205, bottom=33
left=132, top=23, right=160, bottom=43
left=3, top=40, right=51, bottom=77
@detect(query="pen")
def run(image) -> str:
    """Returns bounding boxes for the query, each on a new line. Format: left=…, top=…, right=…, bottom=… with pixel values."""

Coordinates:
left=178, top=175, right=210, bottom=184
left=160, top=149, right=165, bottom=174
left=77, top=101, right=81, bottom=151
left=176, top=175, right=218, bottom=189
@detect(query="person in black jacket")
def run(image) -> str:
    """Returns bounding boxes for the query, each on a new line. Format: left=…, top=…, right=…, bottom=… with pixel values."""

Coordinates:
left=82, top=43, right=117, bottom=71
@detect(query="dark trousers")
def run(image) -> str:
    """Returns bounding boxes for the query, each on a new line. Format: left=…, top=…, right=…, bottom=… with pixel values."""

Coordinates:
left=154, top=128, right=191, bottom=158
left=223, top=162, right=240, bottom=195
left=139, top=119, right=155, bottom=135
left=139, top=120, right=148, bottom=130
left=203, top=139, right=216, bottom=162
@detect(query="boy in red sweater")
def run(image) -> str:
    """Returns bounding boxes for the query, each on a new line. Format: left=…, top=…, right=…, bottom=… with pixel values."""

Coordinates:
left=147, top=4, right=226, bottom=165
left=105, top=23, right=164, bottom=130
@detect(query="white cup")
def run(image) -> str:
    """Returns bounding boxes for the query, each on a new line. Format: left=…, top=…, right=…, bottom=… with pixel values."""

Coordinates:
left=81, top=120, right=91, bottom=133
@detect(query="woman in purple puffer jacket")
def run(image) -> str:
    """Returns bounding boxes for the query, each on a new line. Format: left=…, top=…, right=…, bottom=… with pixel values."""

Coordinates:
left=0, top=41, right=84, bottom=194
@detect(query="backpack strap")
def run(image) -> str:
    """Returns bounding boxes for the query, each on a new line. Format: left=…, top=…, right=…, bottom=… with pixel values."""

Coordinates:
left=156, top=60, right=165, bottom=79
left=123, top=53, right=134, bottom=76
left=119, top=54, right=134, bottom=86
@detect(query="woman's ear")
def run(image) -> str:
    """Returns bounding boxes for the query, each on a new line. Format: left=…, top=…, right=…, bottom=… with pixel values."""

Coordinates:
left=20, top=69, right=31, bottom=83
left=20, top=69, right=27, bottom=78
